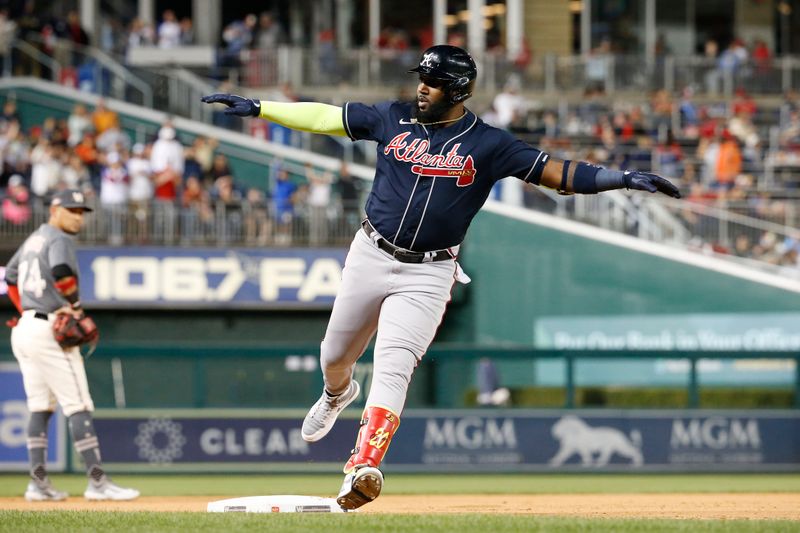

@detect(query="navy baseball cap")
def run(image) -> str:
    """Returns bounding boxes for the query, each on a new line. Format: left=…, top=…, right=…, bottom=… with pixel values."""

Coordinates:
left=51, top=189, right=93, bottom=211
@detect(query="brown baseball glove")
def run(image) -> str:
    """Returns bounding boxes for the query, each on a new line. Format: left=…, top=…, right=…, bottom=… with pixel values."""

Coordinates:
left=53, top=312, right=99, bottom=349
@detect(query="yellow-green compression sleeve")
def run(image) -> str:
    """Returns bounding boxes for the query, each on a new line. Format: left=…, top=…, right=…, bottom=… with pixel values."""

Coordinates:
left=258, top=101, right=347, bottom=137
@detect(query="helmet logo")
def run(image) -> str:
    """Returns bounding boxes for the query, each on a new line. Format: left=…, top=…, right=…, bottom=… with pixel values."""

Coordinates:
left=420, top=52, right=437, bottom=68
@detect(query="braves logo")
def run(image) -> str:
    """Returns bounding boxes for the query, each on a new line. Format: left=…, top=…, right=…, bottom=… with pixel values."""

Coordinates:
left=384, top=132, right=476, bottom=187
left=420, top=52, right=437, bottom=68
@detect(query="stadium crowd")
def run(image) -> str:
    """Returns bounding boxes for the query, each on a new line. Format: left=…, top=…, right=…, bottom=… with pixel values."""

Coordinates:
left=0, top=6, right=798, bottom=270
left=479, top=78, right=800, bottom=270
left=0, top=100, right=364, bottom=247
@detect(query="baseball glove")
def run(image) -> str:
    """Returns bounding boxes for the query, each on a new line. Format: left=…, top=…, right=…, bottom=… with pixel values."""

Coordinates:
left=53, top=313, right=99, bottom=349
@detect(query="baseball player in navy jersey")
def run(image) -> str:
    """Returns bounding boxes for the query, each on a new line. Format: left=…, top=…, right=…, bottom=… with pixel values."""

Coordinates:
left=5, top=189, right=139, bottom=501
left=203, top=44, right=680, bottom=509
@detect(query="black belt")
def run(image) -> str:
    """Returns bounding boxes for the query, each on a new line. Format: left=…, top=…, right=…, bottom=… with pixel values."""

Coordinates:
left=361, top=219, right=455, bottom=264
left=34, top=312, right=48, bottom=320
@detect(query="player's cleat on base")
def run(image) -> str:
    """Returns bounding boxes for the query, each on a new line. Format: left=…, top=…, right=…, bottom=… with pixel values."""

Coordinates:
left=25, top=478, right=68, bottom=501
left=84, top=476, right=140, bottom=501
left=302, top=380, right=360, bottom=442
left=336, top=466, right=383, bottom=510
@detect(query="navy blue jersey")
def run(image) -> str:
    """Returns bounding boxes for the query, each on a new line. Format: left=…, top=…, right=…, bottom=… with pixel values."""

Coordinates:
left=343, top=101, right=549, bottom=251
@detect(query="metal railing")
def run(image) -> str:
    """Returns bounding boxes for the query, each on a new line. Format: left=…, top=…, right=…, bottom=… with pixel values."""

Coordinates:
left=0, top=197, right=366, bottom=249
left=9, top=36, right=152, bottom=107
left=640, top=196, right=800, bottom=276
left=232, top=47, right=800, bottom=98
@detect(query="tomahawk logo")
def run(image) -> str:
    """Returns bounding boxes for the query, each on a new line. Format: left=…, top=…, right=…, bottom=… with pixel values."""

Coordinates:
left=420, top=52, right=436, bottom=68
left=548, top=415, right=643, bottom=467
left=384, top=132, right=476, bottom=186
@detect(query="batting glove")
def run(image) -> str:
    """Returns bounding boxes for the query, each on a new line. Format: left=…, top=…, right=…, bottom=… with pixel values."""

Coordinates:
left=5, top=316, right=18, bottom=328
left=623, top=171, right=681, bottom=199
left=201, top=94, right=261, bottom=117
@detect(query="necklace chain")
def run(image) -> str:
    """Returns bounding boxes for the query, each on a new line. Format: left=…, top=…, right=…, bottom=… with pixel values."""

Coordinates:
left=413, top=110, right=467, bottom=126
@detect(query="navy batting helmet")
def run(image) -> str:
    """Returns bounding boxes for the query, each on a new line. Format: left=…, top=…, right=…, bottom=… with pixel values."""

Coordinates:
left=409, top=45, right=477, bottom=104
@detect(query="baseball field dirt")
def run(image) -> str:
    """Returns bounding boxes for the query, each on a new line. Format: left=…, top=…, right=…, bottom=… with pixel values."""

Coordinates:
left=1, top=494, right=799, bottom=519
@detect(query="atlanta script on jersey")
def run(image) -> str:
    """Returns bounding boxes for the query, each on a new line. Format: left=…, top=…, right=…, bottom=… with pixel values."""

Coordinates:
left=343, top=101, right=549, bottom=251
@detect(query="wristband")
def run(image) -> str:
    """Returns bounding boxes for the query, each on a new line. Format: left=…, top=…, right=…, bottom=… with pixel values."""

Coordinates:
left=559, top=160, right=571, bottom=193
left=572, top=162, right=601, bottom=194
left=595, top=168, right=627, bottom=191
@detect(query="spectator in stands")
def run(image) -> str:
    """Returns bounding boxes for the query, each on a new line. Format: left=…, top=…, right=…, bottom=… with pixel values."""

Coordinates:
left=2, top=174, right=31, bottom=226
left=620, top=134, right=654, bottom=172
left=728, top=109, right=761, bottom=160
left=57, top=10, right=90, bottom=66
left=157, top=9, right=181, bottom=49
left=127, top=143, right=152, bottom=242
left=779, top=110, right=800, bottom=146
left=181, top=175, right=212, bottom=244
left=179, top=17, right=195, bottom=46
left=220, top=14, right=257, bottom=69
left=74, top=130, right=99, bottom=184
left=731, top=88, right=757, bottom=117
left=585, top=38, right=611, bottom=94
left=254, top=12, right=286, bottom=49
left=751, top=38, right=772, bottom=92
left=150, top=123, right=184, bottom=244
left=99, top=151, right=129, bottom=245
left=67, top=104, right=92, bottom=147
left=305, top=163, right=333, bottom=246
left=317, top=28, right=340, bottom=82
left=2, top=120, right=31, bottom=179
left=678, top=87, right=699, bottom=138
left=0, top=8, right=16, bottom=76
left=1, top=99, right=20, bottom=126
left=192, top=136, right=217, bottom=180
left=126, top=18, right=155, bottom=54
left=272, top=165, right=297, bottom=245
left=243, top=187, right=270, bottom=245
left=91, top=99, right=118, bottom=135
left=209, top=153, right=233, bottom=183
left=29, top=138, right=62, bottom=199
left=714, top=130, right=742, bottom=192
left=650, top=89, right=673, bottom=136
left=595, top=114, right=617, bottom=151
left=15, top=0, right=41, bottom=76
left=211, top=173, right=243, bottom=243
left=95, top=116, right=130, bottom=153
left=492, top=74, right=528, bottom=131
left=183, top=146, right=203, bottom=185
left=35, top=116, right=67, bottom=145
left=62, top=153, right=91, bottom=192
left=708, top=39, right=747, bottom=94
left=98, top=15, right=126, bottom=57
left=654, top=130, right=683, bottom=179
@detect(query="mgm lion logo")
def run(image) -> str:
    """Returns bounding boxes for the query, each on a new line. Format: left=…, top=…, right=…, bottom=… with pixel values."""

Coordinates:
left=549, top=415, right=643, bottom=467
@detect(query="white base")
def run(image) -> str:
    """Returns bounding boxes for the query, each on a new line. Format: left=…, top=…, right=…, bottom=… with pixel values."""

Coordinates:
left=207, top=495, right=354, bottom=513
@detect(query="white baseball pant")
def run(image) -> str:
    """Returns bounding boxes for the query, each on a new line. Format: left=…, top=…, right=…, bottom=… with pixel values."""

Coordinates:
left=11, top=310, right=95, bottom=416
left=319, top=228, right=458, bottom=415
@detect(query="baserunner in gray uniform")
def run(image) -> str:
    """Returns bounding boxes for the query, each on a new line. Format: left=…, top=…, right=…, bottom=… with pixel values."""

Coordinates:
left=5, top=189, right=139, bottom=502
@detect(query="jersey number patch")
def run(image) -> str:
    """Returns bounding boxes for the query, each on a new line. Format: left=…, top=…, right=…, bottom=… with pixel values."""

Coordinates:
left=18, top=259, right=47, bottom=298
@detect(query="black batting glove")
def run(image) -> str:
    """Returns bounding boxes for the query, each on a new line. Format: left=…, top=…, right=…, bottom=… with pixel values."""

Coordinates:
left=623, top=171, right=681, bottom=199
left=201, top=94, right=261, bottom=117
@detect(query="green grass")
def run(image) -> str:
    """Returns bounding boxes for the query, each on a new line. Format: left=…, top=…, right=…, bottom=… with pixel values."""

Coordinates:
left=0, top=511, right=798, bottom=533
left=2, top=473, right=800, bottom=497
left=2, top=475, right=799, bottom=532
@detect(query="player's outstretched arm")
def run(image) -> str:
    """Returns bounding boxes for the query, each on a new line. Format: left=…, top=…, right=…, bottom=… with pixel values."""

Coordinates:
left=201, top=94, right=347, bottom=137
left=539, top=158, right=681, bottom=199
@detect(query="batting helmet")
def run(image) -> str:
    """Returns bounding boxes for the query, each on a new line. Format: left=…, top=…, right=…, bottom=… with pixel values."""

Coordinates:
left=409, top=45, right=477, bottom=104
